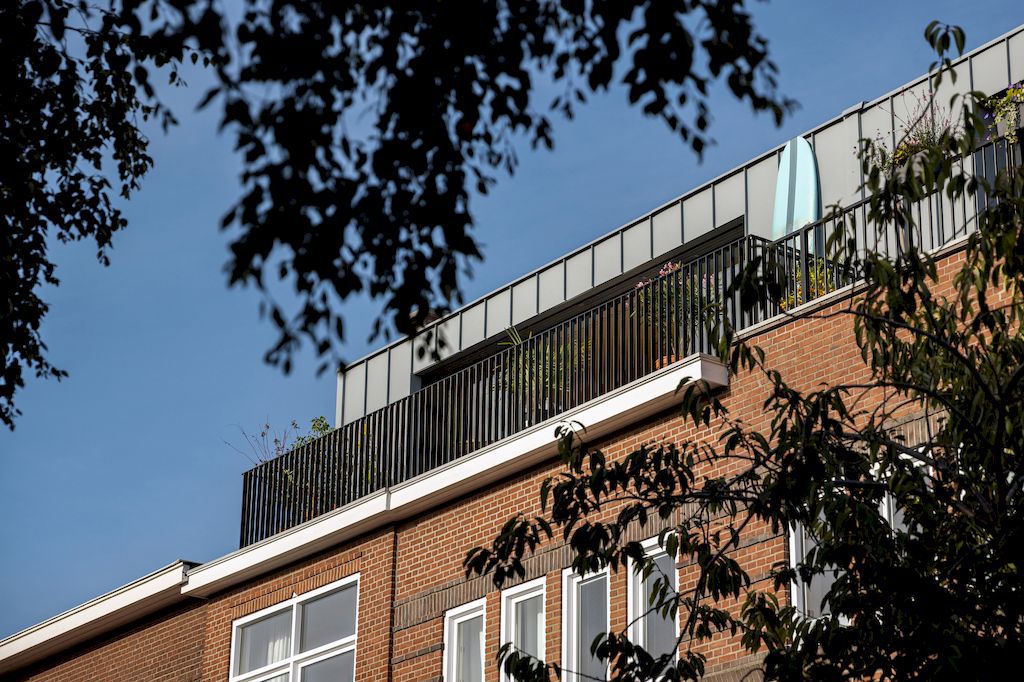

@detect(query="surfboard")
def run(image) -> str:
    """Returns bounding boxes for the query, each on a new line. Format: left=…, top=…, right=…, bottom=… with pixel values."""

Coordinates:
left=771, top=137, right=821, bottom=240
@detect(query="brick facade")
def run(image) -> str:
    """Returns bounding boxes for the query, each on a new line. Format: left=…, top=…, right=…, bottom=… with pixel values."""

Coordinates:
left=14, top=601, right=207, bottom=682
left=7, top=255, right=943, bottom=681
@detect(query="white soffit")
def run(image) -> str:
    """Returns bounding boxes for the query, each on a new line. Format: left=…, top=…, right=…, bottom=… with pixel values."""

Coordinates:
left=0, top=561, right=194, bottom=674
left=184, top=353, right=727, bottom=598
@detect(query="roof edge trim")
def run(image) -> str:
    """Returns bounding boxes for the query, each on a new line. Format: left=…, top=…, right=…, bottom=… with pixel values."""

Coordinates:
left=0, top=560, right=195, bottom=674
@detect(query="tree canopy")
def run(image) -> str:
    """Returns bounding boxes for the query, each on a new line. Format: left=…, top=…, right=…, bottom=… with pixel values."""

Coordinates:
left=465, top=24, right=1024, bottom=680
left=2, top=0, right=792, bottom=428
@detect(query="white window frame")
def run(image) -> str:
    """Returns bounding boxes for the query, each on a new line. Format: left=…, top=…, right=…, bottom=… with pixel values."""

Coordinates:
left=791, top=446, right=936, bottom=619
left=443, top=597, right=487, bottom=682
left=878, top=445, right=934, bottom=533
left=499, top=577, right=546, bottom=682
left=627, top=537, right=679, bottom=673
left=561, top=567, right=610, bottom=682
left=788, top=521, right=827, bottom=618
left=228, top=573, right=359, bottom=682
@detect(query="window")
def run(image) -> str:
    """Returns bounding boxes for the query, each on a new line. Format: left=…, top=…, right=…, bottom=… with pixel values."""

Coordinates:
left=562, top=568, right=609, bottom=682
left=500, top=578, right=545, bottom=680
left=230, top=574, right=358, bottom=682
left=628, top=538, right=678, bottom=674
left=789, top=522, right=837, bottom=619
left=792, top=444, right=936, bottom=618
left=444, top=598, right=486, bottom=682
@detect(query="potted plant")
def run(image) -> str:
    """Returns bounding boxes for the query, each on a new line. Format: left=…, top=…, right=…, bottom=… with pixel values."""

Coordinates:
left=866, top=91, right=961, bottom=175
left=633, top=261, right=720, bottom=366
left=777, top=257, right=838, bottom=312
left=499, top=326, right=590, bottom=423
left=984, top=81, right=1024, bottom=145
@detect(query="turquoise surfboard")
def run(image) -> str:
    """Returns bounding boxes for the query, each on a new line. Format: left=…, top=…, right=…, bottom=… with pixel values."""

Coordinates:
left=771, top=137, right=821, bottom=239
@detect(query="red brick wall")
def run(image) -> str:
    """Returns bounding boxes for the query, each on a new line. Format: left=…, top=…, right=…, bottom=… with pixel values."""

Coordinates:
left=197, top=527, right=396, bottom=681
left=11, top=249, right=969, bottom=680
left=13, top=600, right=207, bottom=682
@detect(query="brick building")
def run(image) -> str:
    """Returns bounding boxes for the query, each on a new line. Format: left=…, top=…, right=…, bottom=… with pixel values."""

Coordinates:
left=2, top=24, right=1022, bottom=682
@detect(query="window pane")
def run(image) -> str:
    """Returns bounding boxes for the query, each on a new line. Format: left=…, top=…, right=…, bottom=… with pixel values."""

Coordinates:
left=643, top=553, right=677, bottom=664
left=577, top=576, right=607, bottom=681
left=236, top=610, right=292, bottom=674
left=804, top=571, right=838, bottom=618
left=455, top=614, right=483, bottom=682
left=887, top=495, right=909, bottom=535
left=264, top=675, right=289, bottom=682
left=301, top=651, right=354, bottom=682
left=300, top=585, right=357, bottom=652
left=799, top=526, right=837, bottom=618
left=514, top=594, right=543, bottom=660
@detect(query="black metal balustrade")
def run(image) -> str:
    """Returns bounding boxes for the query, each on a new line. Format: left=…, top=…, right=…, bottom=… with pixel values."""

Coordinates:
left=239, top=137, right=1020, bottom=548
left=239, top=235, right=762, bottom=546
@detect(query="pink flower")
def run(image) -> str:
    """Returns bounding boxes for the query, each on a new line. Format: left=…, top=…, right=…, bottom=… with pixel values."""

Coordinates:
left=658, top=261, right=681, bottom=277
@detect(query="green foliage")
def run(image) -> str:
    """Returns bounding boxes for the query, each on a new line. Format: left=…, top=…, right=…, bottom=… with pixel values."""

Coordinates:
left=466, top=22, right=1024, bottom=680
left=0, top=0, right=202, bottom=429
left=293, top=415, right=333, bottom=449
left=228, top=416, right=333, bottom=465
left=633, top=262, right=722, bottom=355
left=985, top=81, right=1024, bottom=144
left=776, top=258, right=839, bottom=312
left=2, top=0, right=794, bottom=429
left=865, top=89, right=962, bottom=175
left=499, top=327, right=590, bottom=399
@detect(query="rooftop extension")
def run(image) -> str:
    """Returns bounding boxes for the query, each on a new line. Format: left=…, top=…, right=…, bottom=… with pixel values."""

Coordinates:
left=242, top=25, right=1024, bottom=547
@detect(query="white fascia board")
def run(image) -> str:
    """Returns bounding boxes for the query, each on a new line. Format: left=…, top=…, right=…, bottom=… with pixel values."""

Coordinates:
left=1, top=354, right=727, bottom=668
left=0, top=561, right=193, bottom=674
left=388, top=353, right=727, bottom=516
left=184, top=353, right=727, bottom=598
left=183, top=491, right=389, bottom=597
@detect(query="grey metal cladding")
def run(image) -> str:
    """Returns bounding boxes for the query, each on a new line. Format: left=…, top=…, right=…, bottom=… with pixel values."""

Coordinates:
left=814, top=117, right=860, bottom=210
left=485, top=289, right=512, bottom=338
left=1012, top=32, right=1024, bottom=82
left=342, top=360, right=366, bottom=425
left=565, top=250, right=593, bottom=299
left=511, top=277, right=538, bottom=326
left=972, top=42, right=1009, bottom=96
left=682, top=186, right=713, bottom=243
left=411, top=330, right=436, bottom=373
left=388, top=340, right=414, bottom=402
left=460, top=301, right=487, bottom=348
left=538, top=263, right=566, bottom=313
left=859, top=99, right=893, bottom=151
left=365, top=351, right=390, bottom=413
left=891, top=79, right=931, bottom=140
left=435, top=316, right=460, bottom=361
left=745, top=155, right=777, bottom=239
left=593, top=235, right=622, bottom=285
left=934, top=61, right=971, bottom=123
left=651, top=203, right=682, bottom=258
left=714, top=172, right=744, bottom=228
left=623, top=219, right=653, bottom=271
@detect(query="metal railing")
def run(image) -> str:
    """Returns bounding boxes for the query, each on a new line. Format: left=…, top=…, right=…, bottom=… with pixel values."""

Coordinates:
left=239, top=136, right=1020, bottom=547
left=240, top=236, right=762, bottom=546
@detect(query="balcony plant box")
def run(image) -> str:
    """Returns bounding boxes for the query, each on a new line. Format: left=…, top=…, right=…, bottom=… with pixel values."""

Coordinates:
left=986, top=82, right=1024, bottom=148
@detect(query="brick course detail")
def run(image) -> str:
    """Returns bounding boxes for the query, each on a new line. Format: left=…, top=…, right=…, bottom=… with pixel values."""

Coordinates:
left=7, top=253, right=966, bottom=681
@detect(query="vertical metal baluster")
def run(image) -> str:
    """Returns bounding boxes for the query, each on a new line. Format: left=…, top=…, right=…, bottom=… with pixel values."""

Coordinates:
left=495, top=351, right=502, bottom=440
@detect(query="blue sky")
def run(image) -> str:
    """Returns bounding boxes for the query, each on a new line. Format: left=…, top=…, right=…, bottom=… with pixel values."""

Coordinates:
left=1, top=2, right=1019, bottom=638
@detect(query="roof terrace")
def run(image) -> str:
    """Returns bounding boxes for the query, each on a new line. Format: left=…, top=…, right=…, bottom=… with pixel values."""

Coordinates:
left=238, top=127, right=1018, bottom=547
left=234, top=24, right=1024, bottom=547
